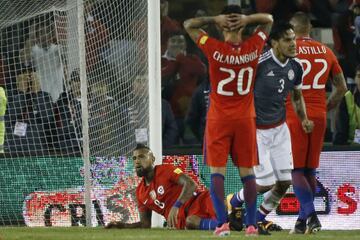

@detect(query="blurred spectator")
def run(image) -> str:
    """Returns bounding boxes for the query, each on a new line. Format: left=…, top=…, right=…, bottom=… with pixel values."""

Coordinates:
left=162, top=98, right=179, bottom=148
left=54, top=69, right=82, bottom=153
left=84, top=1, right=109, bottom=71
left=332, top=0, right=358, bottom=78
left=333, top=64, right=360, bottom=144
left=161, top=0, right=182, bottom=54
left=161, top=32, right=206, bottom=143
left=185, top=79, right=210, bottom=144
left=254, top=0, right=311, bottom=22
left=11, top=68, right=56, bottom=148
left=353, top=3, right=360, bottom=44
left=129, top=75, right=178, bottom=148
left=88, top=80, right=130, bottom=156
left=351, top=1, right=360, bottom=64
left=20, top=17, right=65, bottom=102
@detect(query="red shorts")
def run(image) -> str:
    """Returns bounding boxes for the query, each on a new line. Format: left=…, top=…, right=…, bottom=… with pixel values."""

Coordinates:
left=176, top=191, right=216, bottom=229
left=204, top=118, right=258, bottom=167
left=286, top=116, right=326, bottom=169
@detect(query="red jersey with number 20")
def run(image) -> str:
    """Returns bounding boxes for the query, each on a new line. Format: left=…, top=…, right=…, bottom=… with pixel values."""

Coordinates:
left=136, top=165, right=187, bottom=219
left=197, top=30, right=267, bottom=120
left=286, top=37, right=343, bottom=118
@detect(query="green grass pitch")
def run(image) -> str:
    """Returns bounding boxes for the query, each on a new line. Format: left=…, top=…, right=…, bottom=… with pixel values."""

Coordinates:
left=1, top=228, right=360, bottom=240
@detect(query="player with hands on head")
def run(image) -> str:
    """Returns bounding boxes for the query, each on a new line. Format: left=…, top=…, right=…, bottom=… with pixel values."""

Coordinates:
left=184, top=4, right=273, bottom=236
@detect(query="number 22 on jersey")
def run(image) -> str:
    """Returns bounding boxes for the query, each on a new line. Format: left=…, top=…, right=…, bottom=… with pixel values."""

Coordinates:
left=217, top=67, right=254, bottom=96
left=300, top=58, right=328, bottom=90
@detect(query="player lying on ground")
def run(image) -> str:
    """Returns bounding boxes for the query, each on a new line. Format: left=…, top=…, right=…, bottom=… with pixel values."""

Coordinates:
left=105, top=144, right=242, bottom=230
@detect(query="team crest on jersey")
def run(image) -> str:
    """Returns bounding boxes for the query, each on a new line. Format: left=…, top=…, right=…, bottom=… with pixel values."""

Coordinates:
left=288, top=69, right=295, bottom=81
left=157, top=186, right=164, bottom=195
left=149, top=190, right=157, bottom=200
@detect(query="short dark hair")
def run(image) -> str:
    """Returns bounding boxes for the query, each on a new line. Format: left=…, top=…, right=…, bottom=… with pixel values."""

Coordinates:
left=221, top=4, right=242, bottom=15
left=269, top=21, right=294, bottom=42
left=134, top=143, right=150, bottom=151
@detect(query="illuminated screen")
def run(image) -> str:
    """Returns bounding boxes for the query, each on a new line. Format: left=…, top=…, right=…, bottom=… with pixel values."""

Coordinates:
left=1, top=152, right=358, bottom=229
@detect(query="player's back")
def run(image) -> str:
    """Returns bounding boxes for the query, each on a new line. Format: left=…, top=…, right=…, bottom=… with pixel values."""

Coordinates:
left=287, top=37, right=342, bottom=118
left=197, top=30, right=267, bottom=120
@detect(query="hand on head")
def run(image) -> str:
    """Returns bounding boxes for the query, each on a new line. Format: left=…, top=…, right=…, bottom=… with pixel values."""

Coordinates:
left=215, top=14, right=247, bottom=32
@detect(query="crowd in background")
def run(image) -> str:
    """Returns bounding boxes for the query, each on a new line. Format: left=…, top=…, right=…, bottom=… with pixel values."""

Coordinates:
left=0, top=0, right=360, bottom=155
left=159, top=0, right=360, bottom=147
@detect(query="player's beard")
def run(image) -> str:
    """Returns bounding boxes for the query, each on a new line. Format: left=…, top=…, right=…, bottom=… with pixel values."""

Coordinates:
left=135, top=165, right=151, bottom=177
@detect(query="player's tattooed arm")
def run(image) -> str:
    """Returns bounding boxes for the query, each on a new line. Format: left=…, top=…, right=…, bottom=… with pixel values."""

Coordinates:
left=105, top=210, right=152, bottom=229
left=167, top=174, right=197, bottom=228
left=242, top=13, right=273, bottom=35
left=176, top=174, right=197, bottom=203
left=184, top=15, right=231, bottom=42
left=291, top=88, right=307, bottom=121
left=291, top=88, right=314, bottom=133
left=327, top=72, right=347, bottom=111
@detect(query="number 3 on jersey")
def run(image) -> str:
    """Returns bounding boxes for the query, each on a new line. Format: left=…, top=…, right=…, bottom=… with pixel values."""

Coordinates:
left=300, top=58, right=328, bottom=90
left=217, top=67, right=253, bottom=96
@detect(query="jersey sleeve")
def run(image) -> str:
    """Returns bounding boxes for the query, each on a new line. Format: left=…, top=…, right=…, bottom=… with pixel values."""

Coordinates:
left=196, top=33, right=218, bottom=58
left=293, top=58, right=304, bottom=89
left=328, top=48, right=343, bottom=77
left=157, top=165, right=184, bottom=184
left=244, top=29, right=268, bottom=50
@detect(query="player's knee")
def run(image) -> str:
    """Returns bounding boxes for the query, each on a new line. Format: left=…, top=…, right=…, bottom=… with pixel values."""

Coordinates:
left=274, top=180, right=291, bottom=195
left=185, top=215, right=200, bottom=230
left=256, top=184, right=274, bottom=193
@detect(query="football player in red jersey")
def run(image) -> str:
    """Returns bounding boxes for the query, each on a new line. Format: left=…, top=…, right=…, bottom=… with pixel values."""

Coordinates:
left=105, top=144, right=218, bottom=230
left=184, top=4, right=273, bottom=236
left=286, top=12, right=347, bottom=234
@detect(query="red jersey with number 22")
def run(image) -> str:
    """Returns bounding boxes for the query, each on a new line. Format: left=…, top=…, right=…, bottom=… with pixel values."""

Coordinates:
left=197, top=30, right=267, bottom=120
left=286, top=37, right=343, bottom=118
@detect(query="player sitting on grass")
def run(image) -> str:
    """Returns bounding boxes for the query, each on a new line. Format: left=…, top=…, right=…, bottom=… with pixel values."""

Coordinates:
left=105, top=144, right=242, bottom=230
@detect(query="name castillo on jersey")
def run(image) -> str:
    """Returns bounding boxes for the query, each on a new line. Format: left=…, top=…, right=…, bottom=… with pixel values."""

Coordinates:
left=298, top=45, right=327, bottom=55
left=212, top=49, right=259, bottom=65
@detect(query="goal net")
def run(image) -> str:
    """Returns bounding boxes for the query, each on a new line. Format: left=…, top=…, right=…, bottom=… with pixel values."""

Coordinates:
left=0, top=0, right=158, bottom=226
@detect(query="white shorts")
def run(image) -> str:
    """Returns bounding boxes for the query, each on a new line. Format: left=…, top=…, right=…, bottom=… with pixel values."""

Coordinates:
left=254, top=122, right=293, bottom=186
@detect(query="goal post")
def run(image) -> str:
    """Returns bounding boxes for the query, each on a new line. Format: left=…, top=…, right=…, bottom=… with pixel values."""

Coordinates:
left=147, top=0, right=163, bottom=228
left=0, top=0, right=163, bottom=227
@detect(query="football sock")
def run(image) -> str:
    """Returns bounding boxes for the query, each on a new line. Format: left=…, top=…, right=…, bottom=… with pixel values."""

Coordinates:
left=305, top=168, right=317, bottom=195
left=257, top=189, right=282, bottom=222
left=230, top=189, right=244, bottom=208
left=292, top=169, right=315, bottom=219
left=298, top=206, right=307, bottom=221
left=199, top=218, right=218, bottom=230
left=210, top=173, right=227, bottom=227
left=242, top=175, right=257, bottom=226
